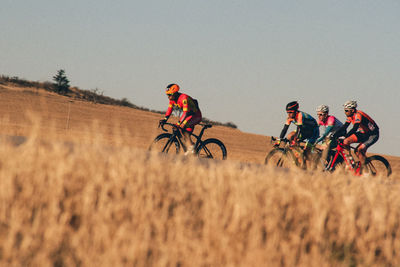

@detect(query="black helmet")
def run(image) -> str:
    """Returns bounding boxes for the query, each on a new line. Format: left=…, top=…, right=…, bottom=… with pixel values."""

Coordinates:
left=286, top=101, right=299, bottom=111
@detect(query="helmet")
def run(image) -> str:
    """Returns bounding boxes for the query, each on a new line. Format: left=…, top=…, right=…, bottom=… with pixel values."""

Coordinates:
left=343, top=100, right=357, bottom=109
left=316, top=105, right=329, bottom=113
left=286, top=101, right=299, bottom=111
left=165, top=84, right=180, bottom=95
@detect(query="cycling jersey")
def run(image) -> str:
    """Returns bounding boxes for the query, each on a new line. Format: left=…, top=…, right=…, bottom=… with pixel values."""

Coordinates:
left=286, top=111, right=318, bottom=128
left=280, top=111, right=319, bottom=142
left=345, top=110, right=378, bottom=134
left=165, top=93, right=202, bottom=132
left=317, top=115, right=343, bottom=143
left=332, top=109, right=380, bottom=151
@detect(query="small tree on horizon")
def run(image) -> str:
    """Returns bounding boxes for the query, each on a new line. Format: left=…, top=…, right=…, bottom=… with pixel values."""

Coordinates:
left=53, top=69, right=70, bottom=94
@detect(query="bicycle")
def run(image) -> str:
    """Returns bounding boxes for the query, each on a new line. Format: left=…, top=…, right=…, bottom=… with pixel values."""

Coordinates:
left=149, top=122, right=227, bottom=160
left=324, top=138, right=392, bottom=177
left=264, top=137, right=313, bottom=169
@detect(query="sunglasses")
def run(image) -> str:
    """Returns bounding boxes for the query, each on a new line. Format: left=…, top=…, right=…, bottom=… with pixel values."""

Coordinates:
left=317, top=113, right=326, bottom=116
left=344, top=109, right=353, bottom=112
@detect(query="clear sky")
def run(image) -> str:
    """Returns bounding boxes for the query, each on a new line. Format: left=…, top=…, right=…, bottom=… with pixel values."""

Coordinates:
left=1, top=0, right=399, bottom=156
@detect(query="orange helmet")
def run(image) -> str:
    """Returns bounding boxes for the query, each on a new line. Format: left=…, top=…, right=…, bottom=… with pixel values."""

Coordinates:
left=165, top=84, right=180, bottom=95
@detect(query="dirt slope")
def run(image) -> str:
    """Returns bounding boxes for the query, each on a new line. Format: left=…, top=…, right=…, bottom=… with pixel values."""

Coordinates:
left=0, top=84, right=268, bottom=163
left=1, top=84, right=399, bottom=172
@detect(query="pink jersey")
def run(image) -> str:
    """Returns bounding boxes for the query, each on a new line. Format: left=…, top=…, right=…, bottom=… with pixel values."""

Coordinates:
left=318, top=115, right=343, bottom=130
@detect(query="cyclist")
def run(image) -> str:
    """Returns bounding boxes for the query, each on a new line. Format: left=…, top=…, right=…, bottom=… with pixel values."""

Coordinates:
left=276, top=101, right=319, bottom=162
left=159, top=83, right=202, bottom=154
left=315, top=104, right=345, bottom=163
left=333, top=100, right=379, bottom=166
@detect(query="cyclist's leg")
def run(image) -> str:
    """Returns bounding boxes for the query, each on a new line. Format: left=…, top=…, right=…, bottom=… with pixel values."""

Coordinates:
left=355, top=131, right=379, bottom=165
left=183, top=112, right=202, bottom=152
left=287, top=130, right=297, bottom=142
left=321, top=138, right=332, bottom=164
left=343, top=134, right=358, bottom=156
left=301, top=127, right=318, bottom=161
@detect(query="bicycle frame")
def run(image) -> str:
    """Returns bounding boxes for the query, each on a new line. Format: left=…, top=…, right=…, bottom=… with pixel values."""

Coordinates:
left=325, top=140, right=362, bottom=175
left=159, top=122, right=210, bottom=152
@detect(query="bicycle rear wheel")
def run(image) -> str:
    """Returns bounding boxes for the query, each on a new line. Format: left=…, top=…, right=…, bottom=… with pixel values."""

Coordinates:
left=363, top=155, right=392, bottom=177
left=264, top=148, right=299, bottom=168
left=196, top=138, right=227, bottom=160
left=149, top=133, right=180, bottom=154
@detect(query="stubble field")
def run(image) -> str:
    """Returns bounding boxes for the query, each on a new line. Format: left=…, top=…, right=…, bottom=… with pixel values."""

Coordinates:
left=1, top=84, right=400, bottom=266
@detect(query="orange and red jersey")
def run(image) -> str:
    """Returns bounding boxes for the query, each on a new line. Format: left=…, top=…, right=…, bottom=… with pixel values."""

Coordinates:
left=165, top=93, right=201, bottom=127
left=345, top=110, right=378, bottom=134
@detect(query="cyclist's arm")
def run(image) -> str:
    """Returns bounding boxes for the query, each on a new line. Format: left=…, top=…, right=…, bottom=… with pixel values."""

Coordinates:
left=178, top=114, right=190, bottom=128
left=164, top=102, right=174, bottom=120
left=279, top=124, right=289, bottom=139
left=177, top=98, right=191, bottom=127
left=316, top=125, right=333, bottom=143
left=345, top=122, right=360, bottom=137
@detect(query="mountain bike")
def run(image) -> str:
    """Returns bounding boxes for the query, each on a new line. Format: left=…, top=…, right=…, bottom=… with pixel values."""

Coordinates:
left=265, top=137, right=325, bottom=170
left=264, top=137, right=307, bottom=168
left=149, top=122, right=227, bottom=160
left=324, top=138, right=392, bottom=177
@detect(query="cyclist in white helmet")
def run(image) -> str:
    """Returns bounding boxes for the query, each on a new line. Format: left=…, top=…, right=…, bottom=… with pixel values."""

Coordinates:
left=315, top=104, right=345, bottom=163
left=333, top=100, right=379, bottom=166
left=315, top=104, right=344, bottom=144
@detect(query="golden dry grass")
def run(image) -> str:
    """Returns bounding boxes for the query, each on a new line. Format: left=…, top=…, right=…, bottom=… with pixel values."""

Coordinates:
left=1, top=127, right=400, bottom=266
left=1, top=84, right=400, bottom=266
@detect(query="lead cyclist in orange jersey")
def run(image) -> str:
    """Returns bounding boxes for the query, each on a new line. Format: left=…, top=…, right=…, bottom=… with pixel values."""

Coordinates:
left=159, top=83, right=202, bottom=154
left=333, top=100, right=379, bottom=166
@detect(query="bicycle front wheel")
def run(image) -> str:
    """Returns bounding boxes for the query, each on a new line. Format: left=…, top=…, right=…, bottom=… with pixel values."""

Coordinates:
left=196, top=138, right=227, bottom=160
left=264, top=148, right=299, bottom=168
left=149, top=133, right=180, bottom=154
left=363, top=155, right=392, bottom=177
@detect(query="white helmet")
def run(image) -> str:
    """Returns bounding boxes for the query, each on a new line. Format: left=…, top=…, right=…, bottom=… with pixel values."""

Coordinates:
left=316, top=105, right=329, bottom=113
left=343, top=100, right=357, bottom=109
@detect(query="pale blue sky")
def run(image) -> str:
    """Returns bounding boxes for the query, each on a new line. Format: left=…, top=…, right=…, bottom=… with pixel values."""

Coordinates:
left=1, top=1, right=399, bottom=156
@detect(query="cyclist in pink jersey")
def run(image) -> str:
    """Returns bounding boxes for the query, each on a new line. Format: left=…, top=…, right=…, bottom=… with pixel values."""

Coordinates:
left=315, top=104, right=344, bottom=145
left=315, top=105, right=345, bottom=162
left=159, top=83, right=202, bottom=154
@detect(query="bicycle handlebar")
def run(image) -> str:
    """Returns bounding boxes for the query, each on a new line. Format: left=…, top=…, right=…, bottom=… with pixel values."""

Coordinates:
left=158, top=122, right=212, bottom=133
left=158, top=122, right=179, bottom=132
left=270, top=136, right=290, bottom=144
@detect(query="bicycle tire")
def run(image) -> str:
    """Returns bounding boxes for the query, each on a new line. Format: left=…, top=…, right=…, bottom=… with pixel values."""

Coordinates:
left=149, top=133, right=180, bottom=154
left=264, top=148, right=299, bottom=168
left=196, top=138, right=227, bottom=160
left=363, top=155, right=392, bottom=177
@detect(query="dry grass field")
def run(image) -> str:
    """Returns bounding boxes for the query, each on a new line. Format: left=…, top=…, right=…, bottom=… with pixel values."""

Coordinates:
left=1, top=84, right=400, bottom=266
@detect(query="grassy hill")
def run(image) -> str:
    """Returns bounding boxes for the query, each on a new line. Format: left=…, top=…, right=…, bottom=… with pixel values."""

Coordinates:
left=0, top=75, right=238, bottom=129
left=0, top=78, right=268, bottom=163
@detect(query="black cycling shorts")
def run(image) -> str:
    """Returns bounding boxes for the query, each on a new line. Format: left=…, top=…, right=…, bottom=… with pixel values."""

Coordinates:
left=355, top=130, right=379, bottom=149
